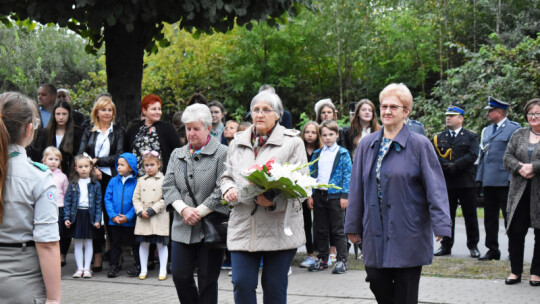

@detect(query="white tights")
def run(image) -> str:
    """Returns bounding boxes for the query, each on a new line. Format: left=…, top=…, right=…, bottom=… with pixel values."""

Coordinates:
left=139, top=241, right=168, bottom=275
left=74, top=239, right=93, bottom=270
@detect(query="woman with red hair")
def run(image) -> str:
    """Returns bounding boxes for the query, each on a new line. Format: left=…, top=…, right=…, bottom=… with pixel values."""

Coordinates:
left=126, top=94, right=181, bottom=176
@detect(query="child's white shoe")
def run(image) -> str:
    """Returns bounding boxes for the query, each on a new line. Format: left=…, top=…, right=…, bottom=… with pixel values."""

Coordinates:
left=72, top=270, right=83, bottom=278
left=83, top=269, right=92, bottom=278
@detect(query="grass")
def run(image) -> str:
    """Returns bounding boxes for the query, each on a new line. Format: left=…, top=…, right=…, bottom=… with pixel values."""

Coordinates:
left=456, top=207, right=485, bottom=218
left=293, top=254, right=531, bottom=280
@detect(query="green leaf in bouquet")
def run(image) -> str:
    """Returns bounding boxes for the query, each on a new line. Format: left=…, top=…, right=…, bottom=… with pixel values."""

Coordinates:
left=245, top=170, right=270, bottom=189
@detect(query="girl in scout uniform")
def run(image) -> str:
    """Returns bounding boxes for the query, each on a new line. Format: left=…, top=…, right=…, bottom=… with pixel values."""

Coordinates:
left=0, top=92, right=61, bottom=303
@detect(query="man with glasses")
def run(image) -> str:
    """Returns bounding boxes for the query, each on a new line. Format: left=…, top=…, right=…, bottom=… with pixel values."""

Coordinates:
left=433, top=104, right=481, bottom=258
left=476, top=96, right=520, bottom=261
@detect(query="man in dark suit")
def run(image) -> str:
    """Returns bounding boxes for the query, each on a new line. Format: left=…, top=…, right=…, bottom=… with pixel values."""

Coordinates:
left=476, top=96, right=521, bottom=260
left=433, top=104, right=481, bottom=258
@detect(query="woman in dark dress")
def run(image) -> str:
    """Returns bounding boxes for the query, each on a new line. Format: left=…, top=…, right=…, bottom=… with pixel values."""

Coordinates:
left=126, top=94, right=181, bottom=176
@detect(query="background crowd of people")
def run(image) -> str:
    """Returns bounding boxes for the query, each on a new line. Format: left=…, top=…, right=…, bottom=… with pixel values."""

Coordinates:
left=0, top=81, right=538, bottom=303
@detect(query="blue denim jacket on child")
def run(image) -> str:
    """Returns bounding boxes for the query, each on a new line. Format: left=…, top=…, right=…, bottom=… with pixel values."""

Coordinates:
left=310, top=146, right=352, bottom=199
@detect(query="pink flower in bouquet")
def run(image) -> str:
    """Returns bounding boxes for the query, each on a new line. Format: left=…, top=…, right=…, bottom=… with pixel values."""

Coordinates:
left=264, top=157, right=275, bottom=172
left=247, top=164, right=263, bottom=172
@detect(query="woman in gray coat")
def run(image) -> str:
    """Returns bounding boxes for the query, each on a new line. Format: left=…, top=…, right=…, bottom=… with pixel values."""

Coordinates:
left=503, top=98, right=540, bottom=286
left=163, top=104, right=229, bottom=303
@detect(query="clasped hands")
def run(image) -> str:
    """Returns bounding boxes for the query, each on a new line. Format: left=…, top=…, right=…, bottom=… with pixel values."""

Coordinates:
left=112, top=214, right=128, bottom=224
left=181, top=207, right=201, bottom=226
left=518, top=162, right=535, bottom=179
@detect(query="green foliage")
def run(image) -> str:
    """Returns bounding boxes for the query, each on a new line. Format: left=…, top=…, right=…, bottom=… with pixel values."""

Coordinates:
left=296, top=112, right=311, bottom=130
left=416, top=35, right=540, bottom=137
left=0, top=21, right=101, bottom=97
left=70, top=70, right=108, bottom=117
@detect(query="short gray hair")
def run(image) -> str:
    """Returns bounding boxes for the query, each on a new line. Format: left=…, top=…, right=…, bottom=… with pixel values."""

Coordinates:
left=181, top=104, right=212, bottom=128
left=250, top=91, right=283, bottom=120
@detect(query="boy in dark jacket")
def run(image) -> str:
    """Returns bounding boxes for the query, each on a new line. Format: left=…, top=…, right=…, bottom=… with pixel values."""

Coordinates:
left=105, top=152, right=138, bottom=278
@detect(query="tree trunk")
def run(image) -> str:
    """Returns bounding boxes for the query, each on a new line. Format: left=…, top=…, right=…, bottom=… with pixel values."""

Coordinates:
left=104, top=21, right=146, bottom=128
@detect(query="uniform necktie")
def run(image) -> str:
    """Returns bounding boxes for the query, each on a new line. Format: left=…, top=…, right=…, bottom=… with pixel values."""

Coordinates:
left=493, top=123, right=498, bottom=133
left=451, top=131, right=456, bottom=138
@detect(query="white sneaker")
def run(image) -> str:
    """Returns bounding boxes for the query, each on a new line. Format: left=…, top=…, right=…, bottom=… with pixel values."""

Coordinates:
left=83, top=270, right=92, bottom=278
left=288, top=267, right=292, bottom=276
left=299, top=256, right=317, bottom=268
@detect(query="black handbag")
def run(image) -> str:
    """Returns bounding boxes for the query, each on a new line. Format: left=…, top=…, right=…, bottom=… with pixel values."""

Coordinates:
left=183, top=161, right=228, bottom=249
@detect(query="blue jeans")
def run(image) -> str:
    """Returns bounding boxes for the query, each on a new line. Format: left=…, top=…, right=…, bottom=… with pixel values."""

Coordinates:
left=231, top=249, right=296, bottom=304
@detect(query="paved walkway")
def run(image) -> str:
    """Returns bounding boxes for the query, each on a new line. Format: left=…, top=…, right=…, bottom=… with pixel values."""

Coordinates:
left=61, top=217, right=540, bottom=303
left=61, top=264, right=540, bottom=303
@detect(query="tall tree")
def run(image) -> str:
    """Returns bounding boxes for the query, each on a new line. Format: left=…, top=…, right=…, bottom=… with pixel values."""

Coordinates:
left=1, top=0, right=312, bottom=126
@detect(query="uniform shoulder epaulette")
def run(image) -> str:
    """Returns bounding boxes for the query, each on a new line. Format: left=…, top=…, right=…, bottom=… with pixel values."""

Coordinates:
left=508, top=121, right=520, bottom=126
left=463, top=128, right=477, bottom=135
left=30, top=160, right=49, bottom=172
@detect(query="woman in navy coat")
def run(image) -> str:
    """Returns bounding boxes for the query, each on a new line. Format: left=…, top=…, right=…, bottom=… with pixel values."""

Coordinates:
left=345, top=83, right=451, bottom=304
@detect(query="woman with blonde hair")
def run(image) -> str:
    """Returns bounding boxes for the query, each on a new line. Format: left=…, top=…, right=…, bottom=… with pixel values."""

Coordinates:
left=78, top=95, right=125, bottom=272
left=345, top=83, right=451, bottom=303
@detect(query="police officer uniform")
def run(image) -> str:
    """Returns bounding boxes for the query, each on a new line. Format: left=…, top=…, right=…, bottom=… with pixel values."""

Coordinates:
left=476, top=97, right=521, bottom=260
left=433, top=105, right=481, bottom=257
left=0, top=144, right=59, bottom=303
left=406, top=118, right=425, bottom=136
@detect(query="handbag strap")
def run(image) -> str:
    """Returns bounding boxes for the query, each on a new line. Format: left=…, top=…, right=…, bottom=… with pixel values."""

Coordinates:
left=183, top=160, right=199, bottom=206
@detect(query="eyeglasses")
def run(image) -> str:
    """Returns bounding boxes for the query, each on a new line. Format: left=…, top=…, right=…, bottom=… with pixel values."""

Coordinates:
left=527, top=112, right=540, bottom=118
left=380, top=104, right=404, bottom=111
left=252, top=108, right=275, bottom=115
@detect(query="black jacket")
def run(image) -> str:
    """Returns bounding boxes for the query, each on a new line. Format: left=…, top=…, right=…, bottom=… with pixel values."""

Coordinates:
left=41, top=125, right=83, bottom=175
left=78, top=124, right=125, bottom=177
left=125, top=120, right=181, bottom=173
left=435, top=128, right=479, bottom=189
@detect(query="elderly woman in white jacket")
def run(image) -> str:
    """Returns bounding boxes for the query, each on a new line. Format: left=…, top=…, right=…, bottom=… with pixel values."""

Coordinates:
left=222, top=91, right=307, bottom=304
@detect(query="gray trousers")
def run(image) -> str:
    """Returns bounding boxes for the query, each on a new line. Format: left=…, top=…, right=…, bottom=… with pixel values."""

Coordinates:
left=0, top=246, right=46, bottom=303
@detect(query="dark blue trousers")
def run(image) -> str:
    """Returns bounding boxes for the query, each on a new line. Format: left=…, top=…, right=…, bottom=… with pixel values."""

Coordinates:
left=171, top=241, right=224, bottom=304
left=231, top=249, right=296, bottom=304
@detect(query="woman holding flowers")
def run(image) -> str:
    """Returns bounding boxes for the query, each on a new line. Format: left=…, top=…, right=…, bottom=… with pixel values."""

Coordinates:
left=163, top=104, right=229, bottom=304
left=222, top=90, right=308, bottom=304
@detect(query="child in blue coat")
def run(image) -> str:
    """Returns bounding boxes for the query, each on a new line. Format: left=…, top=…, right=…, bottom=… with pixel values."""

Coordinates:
left=104, top=152, right=138, bottom=278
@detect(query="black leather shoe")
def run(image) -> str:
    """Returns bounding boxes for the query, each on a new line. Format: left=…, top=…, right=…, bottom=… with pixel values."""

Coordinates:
left=470, top=248, right=481, bottom=258
left=478, top=250, right=500, bottom=261
left=505, top=275, right=521, bottom=285
left=107, top=266, right=120, bottom=278
left=126, top=264, right=141, bottom=277
left=434, top=247, right=451, bottom=256
left=92, top=265, right=102, bottom=273
left=530, top=280, right=540, bottom=287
